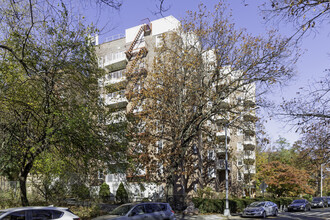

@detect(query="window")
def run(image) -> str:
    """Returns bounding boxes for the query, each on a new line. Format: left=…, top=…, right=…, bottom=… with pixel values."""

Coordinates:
left=145, top=204, right=161, bottom=213
left=31, top=210, right=54, bottom=220
left=158, top=163, right=164, bottom=174
left=98, top=57, right=104, bottom=68
left=156, top=140, right=163, bottom=153
left=237, top=96, right=243, bottom=105
left=3, top=211, right=26, bottom=220
left=237, top=172, right=243, bottom=181
left=98, top=170, right=104, bottom=179
left=237, top=142, right=243, bottom=151
left=237, top=159, right=243, bottom=166
left=192, top=144, right=198, bottom=154
left=156, top=35, right=163, bottom=47
left=208, top=167, right=215, bottom=178
left=131, top=205, right=145, bottom=216
left=208, top=150, right=215, bottom=160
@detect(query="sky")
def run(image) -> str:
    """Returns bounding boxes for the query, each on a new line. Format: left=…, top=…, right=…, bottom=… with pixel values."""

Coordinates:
left=82, top=0, right=330, bottom=146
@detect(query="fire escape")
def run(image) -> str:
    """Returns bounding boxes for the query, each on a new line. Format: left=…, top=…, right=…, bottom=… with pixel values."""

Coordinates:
left=125, top=21, right=152, bottom=114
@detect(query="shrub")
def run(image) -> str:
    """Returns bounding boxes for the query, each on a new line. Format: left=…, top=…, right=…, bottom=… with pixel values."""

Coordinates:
left=116, top=182, right=128, bottom=204
left=71, top=183, right=90, bottom=200
left=99, top=182, right=111, bottom=202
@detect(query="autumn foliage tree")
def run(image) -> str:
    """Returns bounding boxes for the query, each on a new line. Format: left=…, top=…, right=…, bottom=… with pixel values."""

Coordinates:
left=258, top=161, right=314, bottom=197
left=129, top=1, right=297, bottom=202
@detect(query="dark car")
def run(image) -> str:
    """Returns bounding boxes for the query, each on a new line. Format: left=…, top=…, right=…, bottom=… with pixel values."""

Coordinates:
left=311, top=197, right=327, bottom=208
left=242, top=201, right=278, bottom=218
left=322, top=197, right=329, bottom=207
left=288, top=199, right=311, bottom=212
left=92, top=202, right=176, bottom=220
left=326, top=197, right=330, bottom=206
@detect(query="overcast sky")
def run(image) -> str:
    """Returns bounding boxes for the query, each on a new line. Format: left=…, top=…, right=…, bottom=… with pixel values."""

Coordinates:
left=82, top=0, right=329, bottom=146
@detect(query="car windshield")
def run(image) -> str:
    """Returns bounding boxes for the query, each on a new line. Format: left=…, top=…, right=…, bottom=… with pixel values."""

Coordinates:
left=313, top=198, right=321, bottom=202
left=110, top=205, right=134, bottom=216
left=293, top=200, right=305, bottom=203
left=249, top=202, right=265, bottom=207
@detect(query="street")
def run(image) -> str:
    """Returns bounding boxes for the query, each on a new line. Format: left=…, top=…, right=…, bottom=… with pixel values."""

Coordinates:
left=175, top=207, right=330, bottom=220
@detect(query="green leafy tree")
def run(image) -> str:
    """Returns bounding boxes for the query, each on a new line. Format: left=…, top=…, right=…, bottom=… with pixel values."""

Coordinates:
left=99, top=182, right=111, bottom=202
left=115, top=182, right=128, bottom=204
left=0, top=0, right=128, bottom=205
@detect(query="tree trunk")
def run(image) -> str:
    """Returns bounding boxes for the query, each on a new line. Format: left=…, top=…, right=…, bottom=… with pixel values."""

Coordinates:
left=19, top=162, right=33, bottom=206
left=19, top=175, right=29, bottom=206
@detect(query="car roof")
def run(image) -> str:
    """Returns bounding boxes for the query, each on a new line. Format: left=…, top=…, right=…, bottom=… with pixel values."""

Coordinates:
left=0, top=206, right=69, bottom=213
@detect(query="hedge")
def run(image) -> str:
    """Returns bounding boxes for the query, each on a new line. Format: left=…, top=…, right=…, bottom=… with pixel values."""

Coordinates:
left=192, top=197, right=298, bottom=214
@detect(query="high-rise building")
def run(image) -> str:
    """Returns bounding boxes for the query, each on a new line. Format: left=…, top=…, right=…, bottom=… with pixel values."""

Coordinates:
left=95, top=16, right=256, bottom=200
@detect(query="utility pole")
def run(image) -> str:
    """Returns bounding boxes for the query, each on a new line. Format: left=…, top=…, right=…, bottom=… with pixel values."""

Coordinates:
left=321, top=163, right=324, bottom=197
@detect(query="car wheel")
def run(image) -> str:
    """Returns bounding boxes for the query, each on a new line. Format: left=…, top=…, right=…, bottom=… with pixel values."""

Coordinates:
left=274, top=209, right=278, bottom=216
left=262, top=211, right=267, bottom=218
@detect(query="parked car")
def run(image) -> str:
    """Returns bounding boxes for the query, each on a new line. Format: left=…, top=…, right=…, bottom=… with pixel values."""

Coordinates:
left=287, top=199, right=311, bottom=212
left=93, top=202, right=176, bottom=220
left=242, top=201, right=278, bottom=218
left=311, top=197, right=327, bottom=208
left=0, top=206, right=80, bottom=220
left=322, top=197, right=329, bottom=207
left=325, top=197, right=330, bottom=206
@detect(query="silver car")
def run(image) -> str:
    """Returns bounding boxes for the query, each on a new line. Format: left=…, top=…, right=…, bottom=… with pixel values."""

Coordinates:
left=93, top=202, right=176, bottom=220
left=242, top=201, right=278, bottom=218
left=0, top=206, right=80, bottom=220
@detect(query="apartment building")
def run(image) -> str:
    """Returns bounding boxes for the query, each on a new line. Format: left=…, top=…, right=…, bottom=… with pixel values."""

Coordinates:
left=95, top=16, right=257, bottom=199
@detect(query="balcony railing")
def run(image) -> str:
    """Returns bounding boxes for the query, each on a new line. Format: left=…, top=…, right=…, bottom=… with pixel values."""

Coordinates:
left=104, top=33, right=125, bottom=43
left=216, top=159, right=231, bottom=170
left=243, top=165, right=256, bottom=174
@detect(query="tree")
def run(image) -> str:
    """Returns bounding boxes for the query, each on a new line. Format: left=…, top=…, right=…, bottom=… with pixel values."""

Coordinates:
left=116, top=182, right=128, bottom=204
left=262, top=0, right=330, bottom=40
left=0, top=0, right=127, bottom=205
left=127, top=1, right=297, bottom=202
left=99, top=182, right=111, bottom=201
left=258, top=161, right=314, bottom=197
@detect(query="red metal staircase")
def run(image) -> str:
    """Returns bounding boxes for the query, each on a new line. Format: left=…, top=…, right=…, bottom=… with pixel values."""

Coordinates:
left=125, top=21, right=151, bottom=114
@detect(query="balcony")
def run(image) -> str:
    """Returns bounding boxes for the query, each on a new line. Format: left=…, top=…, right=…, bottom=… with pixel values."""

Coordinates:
left=216, top=159, right=231, bottom=171
left=105, top=91, right=128, bottom=108
left=244, top=151, right=255, bottom=160
left=243, top=165, right=256, bottom=174
left=243, top=158, right=255, bottom=165
left=244, top=128, right=255, bottom=137
left=103, top=70, right=127, bottom=86
left=216, top=129, right=230, bottom=142
left=243, top=139, right=255, bottom=151
left=215, top=146, right=226, bottom=156
left=213, top=115, right=229, bottom=126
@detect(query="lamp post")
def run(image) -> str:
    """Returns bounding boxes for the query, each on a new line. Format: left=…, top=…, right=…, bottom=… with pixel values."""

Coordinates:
left=223, top=107, right=257, bottom=217
left=321, top=163, right=325, bottom=197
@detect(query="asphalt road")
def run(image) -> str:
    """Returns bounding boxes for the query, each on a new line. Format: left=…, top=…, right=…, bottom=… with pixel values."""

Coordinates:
left=232, top=207, right=330, bottom=220
left=175, top=207, right=330, bottom=220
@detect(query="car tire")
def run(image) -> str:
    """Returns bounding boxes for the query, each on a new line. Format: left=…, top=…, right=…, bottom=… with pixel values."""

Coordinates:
left=262, top=211, right=266, bottom=218
left=274, top=209, right=278, bottom=216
